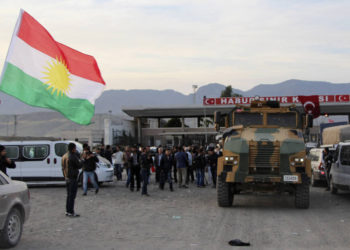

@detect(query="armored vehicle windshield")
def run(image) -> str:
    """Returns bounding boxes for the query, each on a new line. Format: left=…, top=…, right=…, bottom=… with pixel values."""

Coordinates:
left=233, top=111, right=298, bottom=128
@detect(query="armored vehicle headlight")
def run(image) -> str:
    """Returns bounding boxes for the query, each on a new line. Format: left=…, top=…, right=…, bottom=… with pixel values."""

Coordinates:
left=230, top=156, right=234, bottom=161
left=295, top=158, right=300, bottom=162
left=300, top=158, right=304, bottom=162
left=291, top=162, right=295, bottom=166
left=225, top=157, right=229, bottom=161
left=233, top=160, right=238, bottom=165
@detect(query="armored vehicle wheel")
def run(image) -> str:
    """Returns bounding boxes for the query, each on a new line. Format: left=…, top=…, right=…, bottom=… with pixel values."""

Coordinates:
left=295, top=177, right=310, bottom=209
left=217, top=176, right=233, bottom=207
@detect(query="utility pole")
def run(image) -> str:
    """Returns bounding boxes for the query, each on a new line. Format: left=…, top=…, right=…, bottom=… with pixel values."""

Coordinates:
left=13, top=115, right=17, bottom=137
left=6, top=118, right=9, bottom=136
left=203, top=107, right=208, bottom=144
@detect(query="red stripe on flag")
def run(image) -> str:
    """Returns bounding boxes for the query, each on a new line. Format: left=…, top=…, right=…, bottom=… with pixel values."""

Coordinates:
left=17, top=11, right=105, bottom=85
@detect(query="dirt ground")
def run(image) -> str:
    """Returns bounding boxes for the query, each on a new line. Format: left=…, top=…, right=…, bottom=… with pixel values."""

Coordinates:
left=12, top=176, right=350, bottom=250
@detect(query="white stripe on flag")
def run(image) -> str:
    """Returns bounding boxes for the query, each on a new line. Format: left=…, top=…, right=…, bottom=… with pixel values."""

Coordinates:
left=5, top=36, right=104, bottom=104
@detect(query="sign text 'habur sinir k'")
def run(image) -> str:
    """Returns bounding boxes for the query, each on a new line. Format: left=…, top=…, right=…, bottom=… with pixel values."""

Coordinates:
left=203, top=95, right=350, bottom=106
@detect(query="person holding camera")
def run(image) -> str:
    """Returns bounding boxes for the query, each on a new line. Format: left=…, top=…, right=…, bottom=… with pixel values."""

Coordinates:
left=0, top=145, right=16, bottom=176
left=82, top=146, right=99, bottom=196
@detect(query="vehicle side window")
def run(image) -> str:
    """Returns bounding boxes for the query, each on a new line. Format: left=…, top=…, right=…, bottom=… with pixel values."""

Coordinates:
left=3, top=146, right=19, bottom=160
left=0, top=174, right=9, bottom=185
left=55, top=143, right=68, bottom=157
left=340, top=146, right=350, bottom=166
left=23, top=145, right=49, bottom=161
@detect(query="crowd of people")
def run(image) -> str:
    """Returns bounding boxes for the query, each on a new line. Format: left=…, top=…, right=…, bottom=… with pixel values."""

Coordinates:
left=94, top=144, right=224, bottom=195
left=60, top=143, right=223, bottom=217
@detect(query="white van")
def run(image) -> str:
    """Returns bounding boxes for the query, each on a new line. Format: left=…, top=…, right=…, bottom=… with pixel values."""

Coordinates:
left=308, top=148, right=326, bottom=186
left=330, top=142, right=350, bottom=193
left=0, top=140, right=114, bottom=186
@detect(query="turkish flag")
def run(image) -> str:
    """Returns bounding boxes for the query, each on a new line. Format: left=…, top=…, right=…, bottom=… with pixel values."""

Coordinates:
left=203, top=98, right=215, bottom=105
left=298, top=95, right=320, bottom=118
left=336, top=95, right=350, bottom=102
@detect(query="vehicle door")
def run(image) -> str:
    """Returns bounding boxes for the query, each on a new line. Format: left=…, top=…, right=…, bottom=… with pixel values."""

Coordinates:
left=0, top=173, right=10, bottom=223
left=338, top=145, right=350, bottom=186
left=51, top=142, right=68, bottom=181
left=20, top=144, right=51, bottom=182
left=4, top=145, right=22, bottom=181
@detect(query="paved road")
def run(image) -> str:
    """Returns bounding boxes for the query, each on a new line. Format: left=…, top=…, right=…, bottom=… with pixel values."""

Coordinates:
left=13, top=180, right=350, bottom=250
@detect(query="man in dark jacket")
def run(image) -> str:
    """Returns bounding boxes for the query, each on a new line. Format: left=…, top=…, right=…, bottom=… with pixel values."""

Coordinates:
left=104, top=145, right=113, bottom=163
left=140, top=148, right=153, bottom=196
left=0, top=145, right=16, bottom=176
left=129, top=145, right=141, bottom=192
left=82, top=147, right=99, bottom=196
left=66, top=143, right=82, bottom=217
left=207, top=148, right=218, bottom=188
left=194, top=148, right=206, bottom=187
left=323, top=147, right=333, bottom=191
left=159, top=149, right=174, bottom=191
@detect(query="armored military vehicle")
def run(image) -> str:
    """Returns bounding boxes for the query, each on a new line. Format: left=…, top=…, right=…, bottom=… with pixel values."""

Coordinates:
left=214, top=100, right=312, bottom=209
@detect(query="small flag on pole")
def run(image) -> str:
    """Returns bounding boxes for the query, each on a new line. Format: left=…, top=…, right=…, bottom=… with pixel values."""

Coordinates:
left=0, top=10, right=105, bottom=125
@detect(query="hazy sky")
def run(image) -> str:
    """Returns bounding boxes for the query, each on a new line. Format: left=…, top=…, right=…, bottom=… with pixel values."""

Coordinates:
left=1, top=0, right=350, bottom=94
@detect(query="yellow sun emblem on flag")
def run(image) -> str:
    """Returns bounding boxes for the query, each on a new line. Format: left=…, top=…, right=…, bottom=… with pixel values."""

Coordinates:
left=42, top=57, right=72, bottom=96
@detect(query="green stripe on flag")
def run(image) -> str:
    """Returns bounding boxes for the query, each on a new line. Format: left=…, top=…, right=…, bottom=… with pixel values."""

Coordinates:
left=0, top=63, right=94, bottom=125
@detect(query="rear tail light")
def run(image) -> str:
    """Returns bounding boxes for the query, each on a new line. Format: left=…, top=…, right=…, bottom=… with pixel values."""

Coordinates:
left=321, top=171, right=325, bottom=175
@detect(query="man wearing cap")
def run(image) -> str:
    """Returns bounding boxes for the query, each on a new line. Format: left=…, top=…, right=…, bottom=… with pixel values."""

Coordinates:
left=0, top=145, right=16, bottom=176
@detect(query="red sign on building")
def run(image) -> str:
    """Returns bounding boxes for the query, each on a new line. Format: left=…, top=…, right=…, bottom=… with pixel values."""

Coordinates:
left=203, top=95, right=350, bottom=106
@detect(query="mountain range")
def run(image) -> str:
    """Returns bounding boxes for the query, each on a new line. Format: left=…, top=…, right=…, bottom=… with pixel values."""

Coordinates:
left=1, top=79, right=350, bottom=115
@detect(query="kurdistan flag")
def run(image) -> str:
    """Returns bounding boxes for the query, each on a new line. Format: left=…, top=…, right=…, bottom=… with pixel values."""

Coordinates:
left=0, top=10, right=105, bottom=125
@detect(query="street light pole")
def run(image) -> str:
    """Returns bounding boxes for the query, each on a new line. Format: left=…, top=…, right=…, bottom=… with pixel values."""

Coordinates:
left=192, top=85, right=198, bottom=105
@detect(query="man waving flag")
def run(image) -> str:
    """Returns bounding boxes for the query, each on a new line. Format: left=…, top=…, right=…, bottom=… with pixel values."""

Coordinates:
left=0, top=10, right=105, bottom=125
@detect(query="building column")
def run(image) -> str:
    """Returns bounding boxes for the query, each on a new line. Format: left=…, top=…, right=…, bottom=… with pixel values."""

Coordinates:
left=137, top=118, right=142, bottom=144
left=88, top=135, right=93, bottom=148
left=157, top=118, right=161, bottom=128
left=104, top=118, right=112, bottom=146
left=181, top=117, right=185, bottom=128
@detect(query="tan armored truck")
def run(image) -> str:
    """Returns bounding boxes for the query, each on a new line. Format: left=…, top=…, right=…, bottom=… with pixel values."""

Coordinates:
left=214, top=100, right=312, bottom=209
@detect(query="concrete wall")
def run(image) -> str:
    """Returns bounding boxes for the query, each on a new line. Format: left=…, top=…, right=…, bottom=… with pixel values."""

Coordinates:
left=0, top=112, right=135, bottom=146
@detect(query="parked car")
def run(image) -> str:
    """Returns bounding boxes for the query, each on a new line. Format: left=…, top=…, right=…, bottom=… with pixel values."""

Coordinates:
left=330, top=142, right=350, bottom=194
left=0, top=140, right=114, bottom=186
left=309, top=148, right=327, bottom=186
left=0, top=171, right=30, bottom=248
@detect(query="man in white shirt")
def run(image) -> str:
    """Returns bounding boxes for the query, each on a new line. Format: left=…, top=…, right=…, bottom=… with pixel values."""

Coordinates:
left=112, top=146, right=124, bottom=181
left=154, top=147, right=164, bottom=183
left=185, top=147, right=194, bottom=184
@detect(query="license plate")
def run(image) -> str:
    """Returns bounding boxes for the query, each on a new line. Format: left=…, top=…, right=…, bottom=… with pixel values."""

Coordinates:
left=283, top=175, right=298, bottom=182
